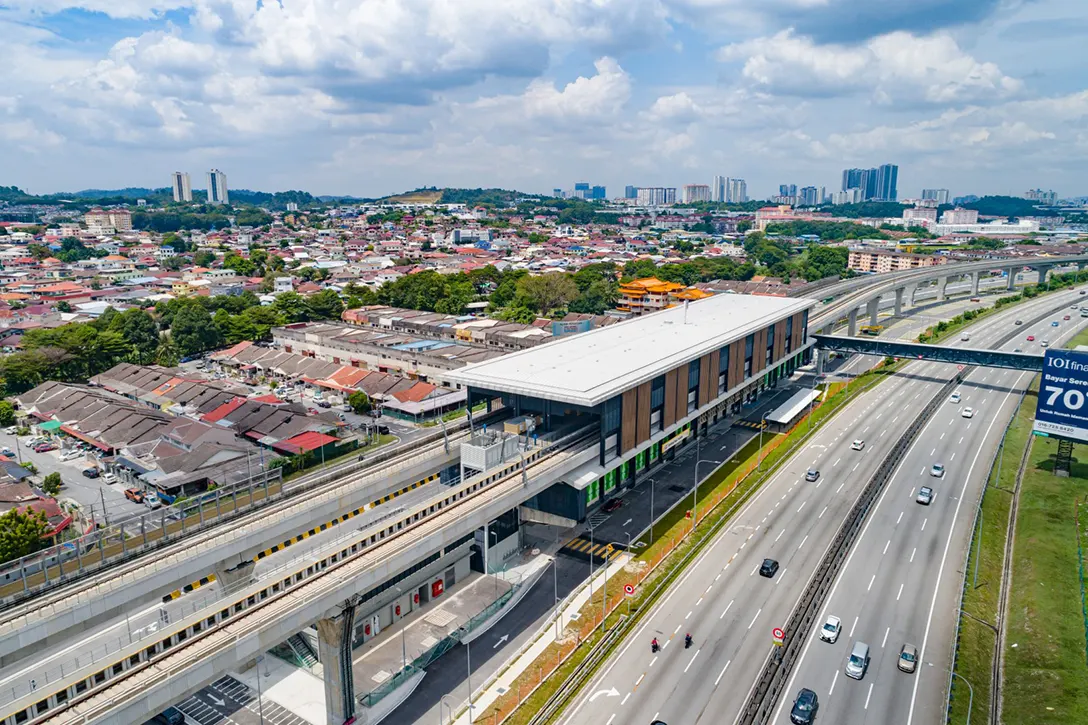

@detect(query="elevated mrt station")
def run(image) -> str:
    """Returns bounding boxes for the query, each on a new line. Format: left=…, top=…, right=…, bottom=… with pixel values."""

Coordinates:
left=450, top=293, right=815, bottom=526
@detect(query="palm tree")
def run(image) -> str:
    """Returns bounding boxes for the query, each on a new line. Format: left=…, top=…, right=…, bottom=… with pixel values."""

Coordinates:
left=156, top=335, right=180, bottom=367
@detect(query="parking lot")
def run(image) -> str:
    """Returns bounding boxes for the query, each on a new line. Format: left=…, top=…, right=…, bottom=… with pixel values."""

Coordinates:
left=0, top=429, right=148, bottom=526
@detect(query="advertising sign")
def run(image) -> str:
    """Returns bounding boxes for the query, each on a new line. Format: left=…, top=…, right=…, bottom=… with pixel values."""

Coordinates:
left=1033, top=349, right=1088, bottom=443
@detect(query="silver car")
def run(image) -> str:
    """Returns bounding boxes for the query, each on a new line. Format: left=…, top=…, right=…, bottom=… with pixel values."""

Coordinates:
left=917, top=486, right=934, bottom=505
left=898, top=643, right=918, bottom=673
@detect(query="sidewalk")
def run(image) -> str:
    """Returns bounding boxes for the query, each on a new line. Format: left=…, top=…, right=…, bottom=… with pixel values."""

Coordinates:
left=452, top=553, right=631, bottom=725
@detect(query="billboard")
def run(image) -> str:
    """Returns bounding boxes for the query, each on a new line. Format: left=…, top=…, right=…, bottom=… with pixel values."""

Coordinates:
left=1033, top=349, right=1088, bottom=442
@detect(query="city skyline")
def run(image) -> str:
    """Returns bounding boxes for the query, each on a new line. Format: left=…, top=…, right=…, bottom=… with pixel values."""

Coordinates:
left=1, top=1, right=1086, bottom=200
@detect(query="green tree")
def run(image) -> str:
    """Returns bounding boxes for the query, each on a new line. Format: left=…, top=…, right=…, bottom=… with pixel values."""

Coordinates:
left=41, top=472, right=62, bottom=497
left=273, top=291, right=313, bottom=323
left=348, top=390, right=372, bottom=414
left=120, top=308, right=160, bottom=363
left=171, top=304, right=222, bottom=357
left=515, top=273, right=578, bottom=316
left=569, top=278, right=618, bottom=315
left=0, top=507, right=49, bottom=563
left=307, top=289, right=345, bottom=320
left=192, top=250, right=216, bottom=267
left=241, top=305, right=284, bottom=341
left=55, top=300, right=72, bottom=313
left=156, top=335, right=180, bottom=366
left=0, top=401, right=14, bottom=427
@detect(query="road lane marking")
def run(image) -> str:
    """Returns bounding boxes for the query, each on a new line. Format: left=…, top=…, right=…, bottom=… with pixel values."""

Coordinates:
left=883, top=539, right=891, bottom=555
left=940, top=433, right=945, bottom=440
left=951, top=452, right=956, bottom=461
left=705, top=585, right=712, bottom=594
left=621, top=693, right=630, bottom=706
left=819, top=506, right=827, bottom=519
left=881, top=429, right=887, bottom=438
left=635, top=674, right=645, bottom=687
left=799, top=535, right=809, bottom=550
left=838, top=482, right=846, bottom=493
left=715, top=660, right=732, bottom=686
left=776, top=529, right=785, bottom=542
left=797, top=501, right=806, bottom=514
left=829, top=672, right=839, bottom=696
left=910, top=548, right=916, bottom=562
left=684, top=649, right=700, bottom=673
left=921, top=518, right=928, bottom=531
left=868, top=574, right=876, bottom=591
left=721, top=600, right=734, bottom=619
left=650, top=656, right=658, bottom=667
left=865, top=683, right=874, bottom=710
left=775, top=567, right=787, bottom=584
left=897, top=583, right=904, bottom=601
left=686, top=610, right=692, bottom=619
left=834, top=457, right=841, bottom=467
left=959, top=437, right=964, bottom=444
left=750, top=565, right=758, bottom=577
left=850, top=616, right=858, bottom=637
left=897, top=512, right=903, bottom=525
left=607, top=715, right=616, bottom=725
left=930, top=448, right=935, bottom=456
left=673, top=625, right=681, bottom=636
left=882, top=627, right=890, bottom=648
left=748, top=609, right=762, bottom=629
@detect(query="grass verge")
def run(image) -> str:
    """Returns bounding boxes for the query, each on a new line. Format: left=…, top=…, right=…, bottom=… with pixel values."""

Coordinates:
left=488, top=361, right=904, bottom=725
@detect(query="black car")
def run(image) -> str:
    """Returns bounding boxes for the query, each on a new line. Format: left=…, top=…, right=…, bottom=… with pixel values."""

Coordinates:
left=790, top=688, right=819, bottom=724
left=759, top=558, right=780, bottom=578
left=82, top=467, right=100, bottom=479
left=147, top=708, right=185, bottom=725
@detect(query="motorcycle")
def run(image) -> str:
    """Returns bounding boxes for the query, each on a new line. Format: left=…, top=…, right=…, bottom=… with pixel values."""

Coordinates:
left=684, top=634, right=693, bottom=649
left=651, top=639, right=660, bottom=653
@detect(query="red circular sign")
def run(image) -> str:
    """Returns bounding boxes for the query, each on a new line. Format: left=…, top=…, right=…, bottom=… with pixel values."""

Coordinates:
left=957, top=365, right=965, bottom=371
left=624, top=584, right=635, bottom=596
left=772, top=627, right=785, bottom=639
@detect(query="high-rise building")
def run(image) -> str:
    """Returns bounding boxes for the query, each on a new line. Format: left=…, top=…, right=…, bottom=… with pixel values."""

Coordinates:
left=840, top=164, right=898, bottom=201
left=553, top=188, right=565, bottom=198
left=799, top=186, right=820, bottom=207
left=682, top=184, right=712, bottom=204
left=624, top=185, right=638, bottom=199
left=636, top=187, right=677, bottom=206
left=712, top=175, right=727, bottom=203
left=1023, top=189, right=1057, bottom=205
left=779, top=184, right=798, bottom=198
left=591, top=185, right=607, bottom=200
left=921, top=188, right=951, bottom=205
left=726, top=178, right=748, bottom=204
left=876, top=164, right=898, bottom=202
left=207, top=169, right=228, bottom=205
left=171, top=172, right=192, bottom=203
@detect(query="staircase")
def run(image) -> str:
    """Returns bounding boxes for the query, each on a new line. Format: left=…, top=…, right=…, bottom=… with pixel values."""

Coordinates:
left=270, top=632, right=320, bottom=671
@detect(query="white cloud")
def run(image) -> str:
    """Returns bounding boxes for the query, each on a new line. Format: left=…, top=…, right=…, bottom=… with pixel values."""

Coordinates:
left=1, top=1, right=189, bottom=19
left=719, top=29, right=1022, bottom=104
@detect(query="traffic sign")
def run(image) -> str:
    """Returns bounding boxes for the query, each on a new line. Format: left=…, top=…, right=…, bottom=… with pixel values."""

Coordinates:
left=957, top=365, right=965, bottom=371
left=605, top=544, right=614, bottom=553
left=624, top=584, right=635, bottom=597
left=772, top=627, right=785, bottom=646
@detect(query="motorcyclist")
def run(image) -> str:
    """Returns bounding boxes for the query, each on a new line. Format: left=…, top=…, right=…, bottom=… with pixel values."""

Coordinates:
left=651, top=637, right=660, bottom=652
left=685, top=633, right=693, bottom=648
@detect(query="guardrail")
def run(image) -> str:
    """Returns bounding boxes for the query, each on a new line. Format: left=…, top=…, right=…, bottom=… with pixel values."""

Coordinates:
left=740, top=289, right=1083, bottom=724
left=525, top=620, right=627, bottom=725
left=0, top=414, right=481, bottom=607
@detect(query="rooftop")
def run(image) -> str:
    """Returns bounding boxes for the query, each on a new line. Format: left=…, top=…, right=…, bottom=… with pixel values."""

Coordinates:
left=448, top=293, right=814, bottom=407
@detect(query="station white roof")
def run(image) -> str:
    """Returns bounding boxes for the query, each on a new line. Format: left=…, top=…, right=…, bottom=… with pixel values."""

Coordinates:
left=448, top=294, right=815, bottom=407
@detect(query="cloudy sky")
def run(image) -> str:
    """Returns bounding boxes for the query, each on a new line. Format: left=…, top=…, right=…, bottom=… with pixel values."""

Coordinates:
left=2, top=0, right=1086, bottom=199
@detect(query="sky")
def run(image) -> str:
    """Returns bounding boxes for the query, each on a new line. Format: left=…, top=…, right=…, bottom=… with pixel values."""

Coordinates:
left=2, top=0, right=1087, bottom=200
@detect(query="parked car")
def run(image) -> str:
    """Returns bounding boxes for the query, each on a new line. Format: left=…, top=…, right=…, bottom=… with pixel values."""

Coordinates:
left=82, top=467, right=100, bottom=479
left=61, top=449, right=82, bottom=461
left=602, top=498, right=623, bottom=513
left=317, top=401, right=332, bottom=409
left=3, top=426, right=17, bottom=434
left=145, top=493, right=162, bottom=509
left=148, top=707, right=185, bottom=725
left=124, top=488, right=145, bottom=504
left=820, top=615, right=841, bottom=643
left=103, top=473, right=118, bottom=485
left=33, top=443, right=57, bottom=453
left=0, top=448, right=11, bottom=457
left=759, top=558, right=780, bottom=578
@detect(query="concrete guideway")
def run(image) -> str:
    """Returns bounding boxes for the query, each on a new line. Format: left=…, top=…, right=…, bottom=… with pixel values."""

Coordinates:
left=769, top=298, right=1088, bottom=725
left=553, top=287, right=1086, bottom=725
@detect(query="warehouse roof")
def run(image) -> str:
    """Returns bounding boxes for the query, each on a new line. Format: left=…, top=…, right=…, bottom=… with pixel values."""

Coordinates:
left=447, top=294, right=814, bottom=407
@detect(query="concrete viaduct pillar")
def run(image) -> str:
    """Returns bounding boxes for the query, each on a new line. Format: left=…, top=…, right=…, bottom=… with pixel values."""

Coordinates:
left=847, top=308, right=858, bottom=337
left=894, top=287, right=905, bottom=316
left=866, top=297, right=880, bottom=327
left=317, top=605, right=358, bottom=725
left=1007, top=268, right=1016, bottom=290
left=937, top=276, right=949, bottom=302
left=816, top=349, right=828, bottom=375
left=971, top=271, right=980, bottom=296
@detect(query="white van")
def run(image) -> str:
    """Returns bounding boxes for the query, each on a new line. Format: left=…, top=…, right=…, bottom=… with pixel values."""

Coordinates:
left=845, top=641, right=870, bottom=680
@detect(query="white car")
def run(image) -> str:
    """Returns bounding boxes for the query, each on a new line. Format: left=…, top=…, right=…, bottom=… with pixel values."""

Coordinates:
left=820, top=615, right=842, bottom=643
left=961, top=407, right=975, bottom=419
left=851, top=439, right=865, bottom=451
left=102, top=473, right=118, bottom=485
left=930, top=463, right=945, bottom=477
left=950, top=391, right=961, bottom=404
left=144, top=493, right=162, bottom=509
left=1042, top=340, right=1050, bottom=348
left=60, top=449, right=82, bottom=461
left=960, top=333, right=970, bottom=342
left=2, top=426, right=16, bottom=435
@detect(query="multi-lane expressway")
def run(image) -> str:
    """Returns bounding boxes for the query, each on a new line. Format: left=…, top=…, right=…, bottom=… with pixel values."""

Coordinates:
left=560, top=287, right=1086, bottom=725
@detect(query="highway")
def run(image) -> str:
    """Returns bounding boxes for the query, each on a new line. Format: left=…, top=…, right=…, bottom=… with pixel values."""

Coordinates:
left=770, top=300, right=1088, bottom=725
left=558, top=287, right=1086, bottom=725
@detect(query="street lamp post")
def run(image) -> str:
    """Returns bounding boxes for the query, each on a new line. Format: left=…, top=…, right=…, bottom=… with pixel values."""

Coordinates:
left=394, top=585, right=408, bottom=672
left=756, top=414, right=768, bottom=471
left=440, top=696, right=454, bottom=725
left=646, top=477, right=656, bottom=543
left=254, top=654, right=267, bottom=725
left=465, top=638, right=474, bottom=723
left=952, top=672, right=975, bottom=725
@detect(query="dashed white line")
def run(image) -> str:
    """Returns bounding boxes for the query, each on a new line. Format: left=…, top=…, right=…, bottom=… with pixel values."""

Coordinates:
left=853, top=463, right=860, bottom=472
left=621, top=693, right=631, bottom=706
left=837, top=482, right=846, bottom=493
left=921, top=518, right=928, bottom=531
left=775, top=529, right=785, bottom=542
left=850, top=616, right=858, bottom=637
left=684, top=649, right=700, bottom=673
left=883, top=539, right=891, bottom=555
left=748, top=609, right=762, bottom=630
left=686, top=610, right=692, bottom=619
left=829, top=672, right=839, bottom=696
left=715, top=660, right=732, bottom=686
left=865, top=683, right=874, bottom=709
left=799, top=535, right=809, bottom=550
left=897, top=583, right=904, bottom=601
left=650, top=656, right=658, bottom=667
left=910, top=548, right=916, bottom=563
left=797, top=501, right=807, bottom=514
left=867, top=574, right=876, bottom=591
left=635, top=674, right=645, bottom=687
left=750, top=564, right=758, bottom=577
left=834, top=457, right=841, bottom=467
left=896, top=511, right=903, bottom=525
left=720, top=599, right=734, bottom=619
left=819, top=506, right=828, bottom=519
left=951, top=452, right=956, bottom=461
left=775, top=568, right=787, bottom=584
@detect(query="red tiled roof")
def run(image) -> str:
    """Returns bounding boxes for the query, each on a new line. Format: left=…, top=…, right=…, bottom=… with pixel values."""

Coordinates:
left=272, top=431, right=338, bottom=455
left=201, top=396, right=247, bottom=423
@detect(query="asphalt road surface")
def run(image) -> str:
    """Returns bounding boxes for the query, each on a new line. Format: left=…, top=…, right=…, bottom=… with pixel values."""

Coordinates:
left=558, top=288, right=1086, bottom=725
